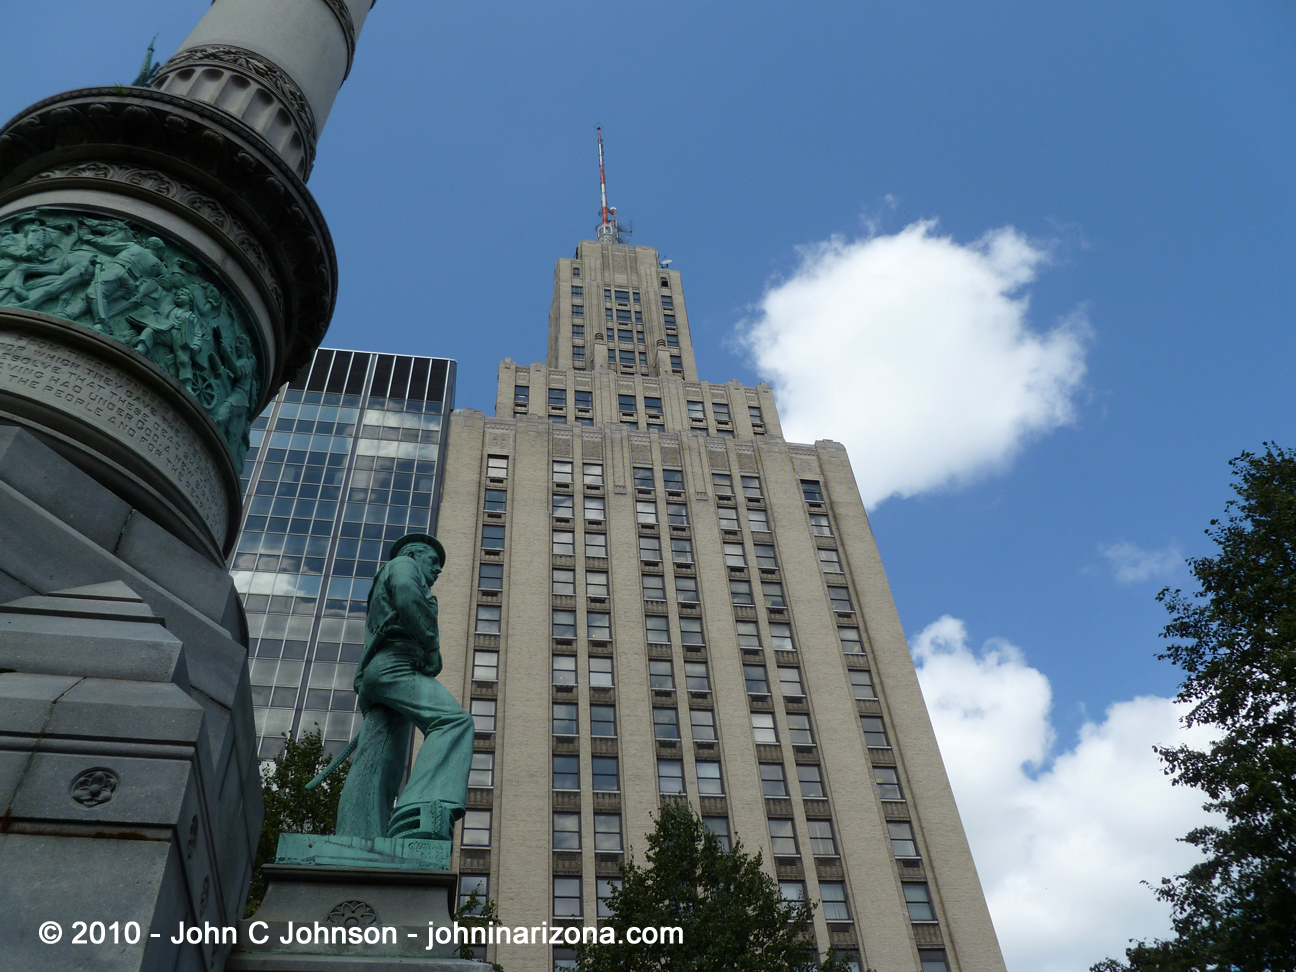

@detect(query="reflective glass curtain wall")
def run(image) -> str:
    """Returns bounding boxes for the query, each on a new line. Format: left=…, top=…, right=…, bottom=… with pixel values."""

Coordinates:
left=229, top=349, right=456, bottom=757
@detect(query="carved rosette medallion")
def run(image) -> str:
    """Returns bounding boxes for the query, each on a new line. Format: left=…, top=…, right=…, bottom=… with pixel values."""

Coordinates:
left=0, top=207, right=264, bottom=467
left=70, top=768, right=119, bottom=807
left=326, top=900, right=378, bottom=927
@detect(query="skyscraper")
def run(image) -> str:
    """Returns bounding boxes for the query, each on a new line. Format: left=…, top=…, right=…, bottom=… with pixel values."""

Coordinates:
left=432, top=160, right=1007, bottom=971
left=229, top=349, right=455, bottom=759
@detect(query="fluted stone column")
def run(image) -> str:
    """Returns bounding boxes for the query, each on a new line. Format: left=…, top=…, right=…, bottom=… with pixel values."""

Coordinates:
left=0, top=3, right=372, bottom=969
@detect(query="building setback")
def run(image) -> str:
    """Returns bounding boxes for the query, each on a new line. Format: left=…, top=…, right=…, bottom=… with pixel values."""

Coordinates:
left=229, top=349, right=455, bottom=758
left=433, top=231, right=1008, bottom=971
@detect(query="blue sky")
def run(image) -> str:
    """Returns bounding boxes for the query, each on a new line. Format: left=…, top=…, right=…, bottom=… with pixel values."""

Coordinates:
left=4, top=4, right=1292, bottom=968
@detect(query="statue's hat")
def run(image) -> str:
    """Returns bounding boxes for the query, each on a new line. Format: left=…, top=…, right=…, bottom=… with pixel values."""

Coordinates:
left=389, top=532, right=447, bottom=567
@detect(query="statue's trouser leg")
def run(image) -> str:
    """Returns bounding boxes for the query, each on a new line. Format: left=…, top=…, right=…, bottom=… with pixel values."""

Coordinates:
left=359, top=648, right=475, bottom=841
left=334, top=703, right=410, bottom=838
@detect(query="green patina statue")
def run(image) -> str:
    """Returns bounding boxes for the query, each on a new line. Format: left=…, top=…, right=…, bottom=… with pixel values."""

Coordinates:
left=0, top=209, right=263, bottom=464
left=307, top=533, right=475, bottom=844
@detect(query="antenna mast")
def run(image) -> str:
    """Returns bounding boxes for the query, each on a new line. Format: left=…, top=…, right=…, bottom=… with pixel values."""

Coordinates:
left=598, top=126, right=609, bottom=229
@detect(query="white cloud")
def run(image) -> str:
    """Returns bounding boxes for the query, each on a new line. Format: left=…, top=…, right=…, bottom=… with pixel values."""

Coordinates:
left=1100, top=542, right=1182, bottom=584
left=739, top=221, right=1089, bottom=507
left=912, top=617, right=1218, bottom=972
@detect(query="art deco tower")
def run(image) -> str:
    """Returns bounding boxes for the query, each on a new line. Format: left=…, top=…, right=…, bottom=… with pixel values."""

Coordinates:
left=433, top=143, right=1008, bottom=972
left=0, top=2, right=374, bottom=968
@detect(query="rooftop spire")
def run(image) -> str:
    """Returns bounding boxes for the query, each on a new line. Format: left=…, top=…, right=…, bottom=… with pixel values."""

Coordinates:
left=595, top=128, right=630, bottom=245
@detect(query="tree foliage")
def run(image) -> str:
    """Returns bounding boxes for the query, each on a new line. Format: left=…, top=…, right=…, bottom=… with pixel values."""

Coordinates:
left=575, top=802, right=860, bottom=972
left=244, top=729, right=348, bottom=917
left=1094, top=445, right=1296, bottom=972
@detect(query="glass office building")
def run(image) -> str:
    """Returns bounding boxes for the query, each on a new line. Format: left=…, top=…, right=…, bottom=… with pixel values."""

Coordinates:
left=229, top=348, right=455, bottom=758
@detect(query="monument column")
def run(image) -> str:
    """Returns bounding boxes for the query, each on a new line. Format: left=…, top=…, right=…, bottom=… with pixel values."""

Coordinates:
left=0, top=3, right=373, bottom=969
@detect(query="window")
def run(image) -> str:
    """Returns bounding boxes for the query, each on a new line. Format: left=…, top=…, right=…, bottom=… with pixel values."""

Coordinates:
left=786, top=714, right=814, bottom=745
left=743, top=665, right=769, bottom=694
left=657, top=758, right=685, bottom=794
left=571, top=345, right=585, bottom=363
left=571, top=266, right=580, bottom=277
left=712, top=472, right=733, bottom=494
left=684, top=661, right=710, bottom=692
left=903, top=883, right=935, bottom=921
left=589, top=656, right=614, bottom=687
left=761, top=582, right=786, bottom=609
left=777, top=666, right=804, bottom=697
left=648, top=659, right=674, bottom=689
left=553, top=811, right=580, bottom=849
left=653, top=707, right=680, bottom=739
left=740, top=475, right=761, bottom=499
left=780, top=879, right=806, bottom=904
left=619, top=349, right=636, bottom=367
left=572, top=313, right=584, bottom=328
left=747, top=508, right=770, bottom=531
left=827, top=586, right=852, bottom=612
left=861, top=716, right=889, bottom=747
left=459, top=875, right=489, bottom=913
left=584, top=495, right=605, bottom=520
left=840, top=628, right=865, bottom=654
left=671, top=538, right=694, bottom=564
left=615, top=289, right=630, bottom=302
left=551, top=568, right=576, bottom=596
left=690, top=709, right=716, bottom=741
left=596, top=878, right=622, bottom=920
left=552, top=460, right=574, bottom=483
left=801, top=480, right=824, bottom=502
left=587, top=612, right=611, bottom=641
left=875, top=766, right=903, bottom=801
left=666, top=332, right=679, bottom=348
left=586, top=571, right=609, bottom=597
left=670, top=354, right=682, bottom=371
left=552, top=702, right=578, bottom=735
left=553, top=755, right=579, bottom=789
left=760, top=763, right=788, bottom=797
left=552, top=493, right=575, bottom=517
left=551, top=530, right=574, bottom=555
left=713, top=402, right=731, bottom=423
left=618, top=394, right=636, bottom=414
left=549, top=414, right=567, bottom=425
left=810, top=513, right=832, bottom=536
left=582, top=461, right=603, bottom=484
left=570, top=285, right=583, bottom=299
left=716, top=507, right=740, bottom=534
left=660, top=293, right=674, bottom=308
left=850, top=669, right=877, bottom=699
left=469, top=751, right=494, bottom=787
left=642, top=574, right=665, bottom=600
left=735, top=620, right=761, bottom=648
left=636, top=500, right=658, bottom=524
left=644, top=396, right=662, bottom=415
left=748, top=405, right=763, bottom=425
left=662, top=468, right=684, bottom=491
left=472, top=650, right=499, bottom=680
left=513, top=385, right=529, bottom=404
left=666, top=502, right=689, bottom=526
left=483, top=488, right=507, bottom=512
left=687, top=401, right=705, bottom=421
left=594, top=814, right=623, bottom=852
left=632, top=466, right=654, bottom=489
left=604, top=288, right=612, bottom=301
left=704, top=816, right=731, bottom=852
left=798, top=764, right=825, bottom=799
left=487, top=455, right=509, bottom=478
left=553, top=877, right=582, bottom=918
left=462, top=810, right=491, bottom=847
left=819, top=549, right=843, bottom=571
left=585, top=532, right=607, bottom=558
left=470, top=699, right=496, bottom=733
left=753, top=544, right=778, bottom=569
left=723, top=543, right=747, bottom=568
left=481, top=524, right=505, bottom=550
left=768, top=819, right=798, bottom=856
left=919, top=950, right=951, bottom=972
left=646, top=616, right=670, bottom=644
left=552, top=654, right=576, bottom=685
left=675, top=575, right=699, bottom=603
left=751, top=712, right=778, bottom=743
left=549, top=388, right=567, bottom=407
left=820, top=881, right=850, bottom=921
left=592, top=756, right=618, bottom=791
left=728, top=580, right=754, bottom=605
left=605, top=309, right=614, bottom=323
left=552, top=609, right=576, bottom=638
left=770, top=623, right=795, bottom=652
left=889, top=821, right=919, bottom=858
left=639, top=536, right=662, bottom=562
left=478, top=563, right=503, bottom=590
left=695, top=760, right=724, bottom=795
left=809, top=820, right=838, bottom=858
left=590, top=704, right=616, bottom=737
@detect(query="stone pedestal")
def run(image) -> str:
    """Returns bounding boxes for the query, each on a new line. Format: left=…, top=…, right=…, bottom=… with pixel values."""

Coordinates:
left=227, top=862, right=491, bottom=972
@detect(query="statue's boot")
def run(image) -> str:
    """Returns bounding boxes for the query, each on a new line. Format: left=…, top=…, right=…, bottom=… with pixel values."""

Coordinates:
left=388, top=800, right=456, bottom=841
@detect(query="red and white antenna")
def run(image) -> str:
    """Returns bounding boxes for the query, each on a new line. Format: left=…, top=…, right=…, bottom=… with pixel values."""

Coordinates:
left=596, top=128, right=628, bottom=243
left=597, top=126, right=610, bottom=229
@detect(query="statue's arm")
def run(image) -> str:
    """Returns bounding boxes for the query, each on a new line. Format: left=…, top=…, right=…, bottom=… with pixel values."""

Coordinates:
left=387, top=558, right=440, bottom=657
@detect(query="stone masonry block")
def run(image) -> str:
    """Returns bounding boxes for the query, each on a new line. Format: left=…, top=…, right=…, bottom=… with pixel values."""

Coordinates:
left=116, top=510, right=240, bottom=628
left=46, top=678, right=206, bottom=746
left=0, top=672, right=82, bottom=733
left=0, top=611, right=188, bottom=686
left=10, top=752, right=194, bottom=830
